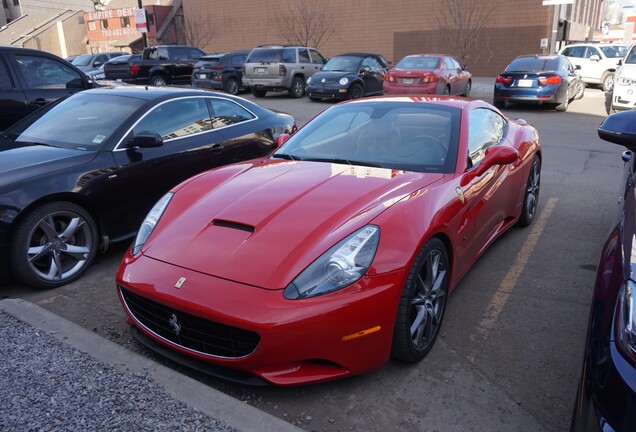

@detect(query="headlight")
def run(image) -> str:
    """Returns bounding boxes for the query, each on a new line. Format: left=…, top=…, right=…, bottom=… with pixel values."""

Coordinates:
left=284, top=225, right=379, bottom=299
left=615, top=280, right=636, bottom=366
left=131, top=192, right=173, bottom=255
left=616, top=76, right=636, bottom=86
left=339, top=77, right=349, bottom=86
left=306, top=76, right=312, bottom=84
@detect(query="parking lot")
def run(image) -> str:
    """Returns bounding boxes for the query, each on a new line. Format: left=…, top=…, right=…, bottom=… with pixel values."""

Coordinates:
left=1, top=80, right=623, bottom=431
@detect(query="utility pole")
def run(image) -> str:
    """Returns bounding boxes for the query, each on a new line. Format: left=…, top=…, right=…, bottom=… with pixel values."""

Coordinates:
left=137, top=0, right=147, bottom=48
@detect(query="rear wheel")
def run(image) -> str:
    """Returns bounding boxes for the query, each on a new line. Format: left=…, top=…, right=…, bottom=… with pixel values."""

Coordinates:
left=349, top=83, right=364, bottom=99
left=574, top=81, right=585, bottom=100
left=149, top=75, right=167, bottom=86
left=493, top=99, right=505, bottom=109
left=462, top=79, right=472, bottom=97
left=289, top=76, right=305, bottom=98
left=556, top=95, right=569, bottom=112
left=601, top=71, right=615, bottom=92
left=224, top=78, right=240, bottom=95
left=251, top=87, right=267, bottom=97
left=392, top=238, right=448, bottom=362
left=517, top=155, right=541, bottom=227
left=442, top=86, right=450, bottom=96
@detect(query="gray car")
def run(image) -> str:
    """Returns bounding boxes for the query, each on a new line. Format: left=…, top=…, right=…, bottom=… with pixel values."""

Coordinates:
left=242, top=45, right=326, bottom=98
left=72, top=51, right=127, bottom=72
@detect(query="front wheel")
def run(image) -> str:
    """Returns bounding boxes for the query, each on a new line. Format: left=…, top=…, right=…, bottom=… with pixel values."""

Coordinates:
left=517, top=155, right=541, bottom=227
left=10, top=201, right=98, bottom=289
left=392, top=238, right=449, bottom=362
left=349, top=83, right=364, bottom=99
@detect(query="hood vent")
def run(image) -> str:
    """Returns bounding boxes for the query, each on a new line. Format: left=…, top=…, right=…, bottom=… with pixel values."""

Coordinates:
left=212, top=219, right=255, bottom=233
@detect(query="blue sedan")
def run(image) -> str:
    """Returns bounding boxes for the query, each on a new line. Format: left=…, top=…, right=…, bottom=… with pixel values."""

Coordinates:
left=493, top=55, right=585, bottom=112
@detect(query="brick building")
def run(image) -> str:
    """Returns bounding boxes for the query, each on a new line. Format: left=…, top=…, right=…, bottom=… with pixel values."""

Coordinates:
left=182, top=0, right=604, bottom=76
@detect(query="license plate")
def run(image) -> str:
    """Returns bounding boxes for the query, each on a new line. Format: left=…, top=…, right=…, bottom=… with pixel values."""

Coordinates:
left=198, top=74, right=206, bottom=79
left=402, top=78, right=414, bottom=84
left=256, top=67, right=267, bottom=73
left=517, top=79, right=533, bottom=87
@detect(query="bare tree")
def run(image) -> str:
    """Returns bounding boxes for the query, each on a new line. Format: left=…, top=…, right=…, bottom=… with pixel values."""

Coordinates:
left=182, top=15, right=216, bottom=50
left=273, top=0, right=337, bottom=49
left=432, top=0, right=499, bottom=63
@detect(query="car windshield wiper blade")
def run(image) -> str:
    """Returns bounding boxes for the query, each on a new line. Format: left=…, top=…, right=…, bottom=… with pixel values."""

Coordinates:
left=302, top=157, right=382, bottom=168
left=272, top=152, right=301, bottom=161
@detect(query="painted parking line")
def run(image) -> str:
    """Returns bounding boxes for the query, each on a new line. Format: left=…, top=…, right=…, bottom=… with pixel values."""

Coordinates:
left=467, top=197, right=559, bottom=362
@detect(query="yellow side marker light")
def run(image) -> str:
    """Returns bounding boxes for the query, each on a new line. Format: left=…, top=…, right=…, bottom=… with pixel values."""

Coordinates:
left=341, top=326, right=381, bottom=342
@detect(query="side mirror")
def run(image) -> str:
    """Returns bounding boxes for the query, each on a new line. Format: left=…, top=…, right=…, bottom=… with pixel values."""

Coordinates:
left=598, top=111, right=636, bottom=149
left=474, top=145, right=518, bottom=177
left=589, top=55, right=600, bottom=62
left=619, top=59, right=623, bottom=66
left=275, top=133, right=291, bottom=148
left=463, top=64, right=470, bottom=71
left=93, top=61, right=102, bottom=67
left=127, top=131, right=163, bottom=148
left=574, top=64, right=581, bottom=70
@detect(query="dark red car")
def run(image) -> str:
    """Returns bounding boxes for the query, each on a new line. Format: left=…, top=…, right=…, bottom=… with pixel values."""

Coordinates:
left=384, top=54, right=472, bottom=96
left=117, top=96, right=541, bottom=386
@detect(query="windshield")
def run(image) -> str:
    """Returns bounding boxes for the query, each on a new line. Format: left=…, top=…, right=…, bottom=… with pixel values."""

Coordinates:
left=72, top=54, right=94, bottom=66
left=323, top=56, right=362, bottom=72
left=275, top=102, right=461, bottom=174
left=6, top=93, right=145, bottom=150
left=599, top=45, right=628, bottom=58
left=506, top=57, right=559, bottom=72
left=626, top=46, right=636, bottom=64
left=396, top=56, right=440, bottom=70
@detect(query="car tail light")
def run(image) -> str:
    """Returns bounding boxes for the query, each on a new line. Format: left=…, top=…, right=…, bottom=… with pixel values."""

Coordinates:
left=279, top=64, right=287, bottom=76
left=615, top=280, right=636, bottom=366
left=210, top=66, right=225, bottom=70
left=496, top=75, right=512, bottom=85
left=385, top=74, right=394, bottom=82
left=422, top=74, right=439, bottom=84
left=130, top=64, right=139, bottom=77
left=538, top=75, right=561, bottom=86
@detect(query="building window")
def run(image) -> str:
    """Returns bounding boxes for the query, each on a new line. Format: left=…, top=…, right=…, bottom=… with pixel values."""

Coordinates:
left=147, top=14, right=154, bottom=26
left=120, top=17, right=130, bottom=28
left=100, top=19, right=108, bottom=29
left=13, top=0, right=18, bottom=5
left=88, top=21, right=96, bottom=31
left=2, top=0, right=8, bottom=9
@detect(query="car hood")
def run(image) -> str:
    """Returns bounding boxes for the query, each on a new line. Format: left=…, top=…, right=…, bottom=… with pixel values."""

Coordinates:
left=617, top=63, right=636, bottom=78
left=145, top=160, right=444, bottom=289
left=0, top=139, right=97, bottom=188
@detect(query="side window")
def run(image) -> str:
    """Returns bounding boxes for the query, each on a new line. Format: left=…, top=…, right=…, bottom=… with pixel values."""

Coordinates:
left=188, top=48, right=204, bottom=59
left=568, top=46, right=585, bottom=58
left=282, top=48, right=296, bottom=63
left=467, top=108, right=506, bottom=167
left=298, top=49, right=311, bottom=63
left=95, top=55, right=108, bottom=65
left=561, top=47, right=572, bottom=56
left=171, top=47, right=189, bottom=61
left=584, top=47, right=600, bottom=59
left=451, top=58, right=462, bottom=70
left=0, top=57, right=13, bottom=90
left=232, top=55, right=246, bottom=65
left=206, top=98, right=255, bottom=128
left=15, top=55, right=84, bottom=89
left=133, top=98, right=212, bottom=140
left=157, top=47, right=170, bottom=60
left=444, top=57, right=455, bottom=70
left=309, top=50, right=325, bottom=64
left=362, top=57, right=382, bottom=71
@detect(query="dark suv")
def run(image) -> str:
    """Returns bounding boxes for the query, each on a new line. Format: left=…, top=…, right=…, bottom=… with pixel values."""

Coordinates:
left=242, top=45, right=326, bottom=98
left=192, top=50, right=250, bottom=95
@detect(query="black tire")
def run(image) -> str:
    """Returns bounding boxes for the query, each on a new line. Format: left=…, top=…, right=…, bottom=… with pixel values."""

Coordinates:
left=289, top=76, right=305, bottom=98
left=574, top=80, right=585, bottom=100
left=223, top=78, right=240, bottom=95
left=462, top=79, right=472, bottom=97
left=349, top=83, right=364, bottom=99
left=556, top=95, right=569, bottom=112
left=392, top=237, right=449, bottom=362
left=517, top=155, right=541, bottom=227
left=251, top=87, right=267, bottom=97
left=10, top=201, right=98, bottom=289
left=149, top=75, right=168, bottom=86
left=601, top=71, right=614, bottom=92
left=442, top=86, right=450, bottom=96
left=493, top=99, right=505, bottom=109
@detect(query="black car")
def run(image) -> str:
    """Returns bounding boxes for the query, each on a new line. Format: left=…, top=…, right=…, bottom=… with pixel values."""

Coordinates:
left=493, top=54, right=585, bottom=112
left=306, top=53, right=387, bottom=101
left=71, top=51, right=127, bottom=72
left=570, top=110, right=636, bottom=431
left=192, top=50, right=250, bottom=95
left=0, top=46, right=96, bottom=131
left=0, top=86, right=295, bottom=289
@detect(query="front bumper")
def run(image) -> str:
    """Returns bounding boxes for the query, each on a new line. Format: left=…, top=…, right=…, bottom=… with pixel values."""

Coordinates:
left=611, top=86, right=636, bottom=110
left=116, top=250, right=403, bottom=386
left=306, top=84, right=349, bottom=100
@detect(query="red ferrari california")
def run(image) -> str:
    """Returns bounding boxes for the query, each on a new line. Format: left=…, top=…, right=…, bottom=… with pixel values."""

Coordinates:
left=117, top=96, right=542, bottom=386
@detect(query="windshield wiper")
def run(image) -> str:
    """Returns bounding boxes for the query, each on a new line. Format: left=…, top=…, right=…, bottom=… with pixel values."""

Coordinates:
left=302, top=157, right=382, bottom=168
left=272, top=152, right=301, bottom=161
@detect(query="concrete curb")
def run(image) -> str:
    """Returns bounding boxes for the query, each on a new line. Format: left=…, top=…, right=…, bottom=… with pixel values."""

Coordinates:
left=0, top=298, right=303, bottom=432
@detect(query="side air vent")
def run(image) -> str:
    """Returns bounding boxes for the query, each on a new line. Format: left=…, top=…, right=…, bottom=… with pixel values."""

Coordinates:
left=212, top=219, right=255, bottom=233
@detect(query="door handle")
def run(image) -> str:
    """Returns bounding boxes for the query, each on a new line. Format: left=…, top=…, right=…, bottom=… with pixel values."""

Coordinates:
left=211, top=143, right=223, bottom=154
left=30, top=98, right=48, bottom=106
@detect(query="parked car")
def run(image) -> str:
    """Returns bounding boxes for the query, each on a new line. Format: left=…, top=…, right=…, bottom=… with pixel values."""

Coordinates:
left=103, top=45, right=205, bottom=86
left=493, top=54, right=584, bottom=112
left=242, top=45, right=327, bottom=98
left=384, top=54, right=472, bottom=96
left=86, top=54, right=141, bottom=81
left=71, top=51, right=127, bottom=72
left=559, top=42, right=628, bottom=91
left=0, top=46, right=96, bottom=131
left=609, top=43, right=636, bottom=113
left=0, top=86, right=296, bottom=289
left=64, top=55, right=80, bottom=63
left=116, top=96, right=541, bottom=386
left=570, top=110, right=636, bottom=431
left=191, top=50, right=250, bottom=95
left=306, top=53, right=387, bottom=101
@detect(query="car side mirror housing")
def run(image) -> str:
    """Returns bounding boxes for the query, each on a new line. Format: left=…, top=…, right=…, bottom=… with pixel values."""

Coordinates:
left=618, top=59, right=623, bottom=66
left=275, top=133, right=291, bottom=148
left=463, top=64, right=470, bottom=71
left=599, top=111, right=636, bottom=149
left=589, top=55, right=600, bottom=62
left=574, top=64, right=581, bottom=70
left=474, top=146, right=519, bottom=176
left=93, top=61, right=102, bottom=67
left=128, top=131, right=163, bottom=148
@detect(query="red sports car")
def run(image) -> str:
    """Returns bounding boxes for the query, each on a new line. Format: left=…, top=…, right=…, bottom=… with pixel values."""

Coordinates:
left=384, top=54, right=472, bottom=97
left=117, top=96, right=542, bottom=386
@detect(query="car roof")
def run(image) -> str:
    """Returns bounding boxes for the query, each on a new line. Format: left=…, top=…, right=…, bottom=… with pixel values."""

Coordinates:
left=515, top=54, right=561, bottom=60
left=342, top=95, right=489, bottom=111
left=338, top=52, right=383, bottom=58
left=84, top=85, right=237, bottom=101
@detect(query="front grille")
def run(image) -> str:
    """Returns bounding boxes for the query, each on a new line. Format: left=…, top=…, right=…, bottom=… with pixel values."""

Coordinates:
left=120, top=287, right=260, bottom=358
